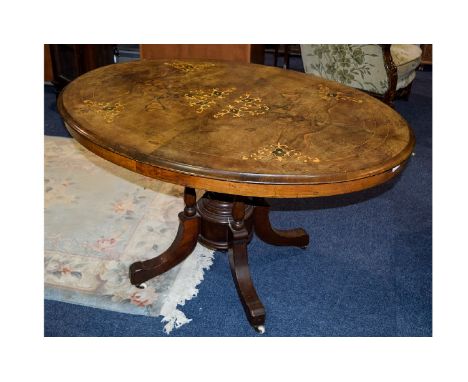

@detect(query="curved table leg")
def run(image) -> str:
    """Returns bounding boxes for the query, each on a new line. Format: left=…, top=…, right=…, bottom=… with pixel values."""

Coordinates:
left=229, top=199, right=266, bottom=331
left=129, top=187, right=200, bottom=287
left=253, top=198, right=309, bottom=248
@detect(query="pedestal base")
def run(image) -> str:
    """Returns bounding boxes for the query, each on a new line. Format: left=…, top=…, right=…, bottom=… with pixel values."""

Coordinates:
left=129, top=188, right=310, bottom=332
left=197, top=192, right=254, bottom=250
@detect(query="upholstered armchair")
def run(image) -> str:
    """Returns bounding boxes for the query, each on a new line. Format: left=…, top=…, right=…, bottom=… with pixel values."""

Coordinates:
left=300, top=44, right=422, bottom=104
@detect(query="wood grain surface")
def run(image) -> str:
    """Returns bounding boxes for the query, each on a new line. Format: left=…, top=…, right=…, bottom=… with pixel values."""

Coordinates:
left=58, top=59, right=415, bottom=198
left=140, top=44, right=264, bottom=64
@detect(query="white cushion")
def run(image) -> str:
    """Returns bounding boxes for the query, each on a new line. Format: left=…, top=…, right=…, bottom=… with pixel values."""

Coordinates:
left=391, top=44, right=422, bottom=90
left=391, top=44, right=422, bottom=66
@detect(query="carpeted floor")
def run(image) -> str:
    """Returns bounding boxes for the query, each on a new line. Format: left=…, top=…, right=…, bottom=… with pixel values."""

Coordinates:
left=44, top=59, right=432, bottom=336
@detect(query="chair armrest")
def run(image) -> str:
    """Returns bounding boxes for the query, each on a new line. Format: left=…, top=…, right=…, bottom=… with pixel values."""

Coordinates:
left=379, top=44, right=398, bottom=103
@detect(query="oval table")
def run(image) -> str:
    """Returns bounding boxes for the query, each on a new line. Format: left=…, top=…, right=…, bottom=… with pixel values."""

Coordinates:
left=58, top=59, right=415, bottom=333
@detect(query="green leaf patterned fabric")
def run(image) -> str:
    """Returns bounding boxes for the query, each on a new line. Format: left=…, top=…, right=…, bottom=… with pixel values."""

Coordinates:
left=300, top=44, right=422, bottom=95
left=301, top=44, right=389, bottom=94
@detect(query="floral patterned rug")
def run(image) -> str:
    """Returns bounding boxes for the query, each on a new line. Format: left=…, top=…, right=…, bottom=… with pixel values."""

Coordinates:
left=44, top=136, right=214, bottom=333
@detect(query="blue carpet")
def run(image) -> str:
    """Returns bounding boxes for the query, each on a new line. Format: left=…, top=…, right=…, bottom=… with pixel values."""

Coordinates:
left=44, top=85, right=71, bottom=138
left=44, top=67, right=432, bottom=336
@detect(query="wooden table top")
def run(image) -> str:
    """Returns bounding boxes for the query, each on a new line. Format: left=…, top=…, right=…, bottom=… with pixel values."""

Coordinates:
left=58, top=59, right=415, bottom=198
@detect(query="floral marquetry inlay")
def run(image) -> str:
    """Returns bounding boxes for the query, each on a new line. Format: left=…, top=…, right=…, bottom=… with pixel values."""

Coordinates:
left=165, top=61, right=216, bottom=73
left=184, top=88, right=236, bottom=113
left=213, top=94, right=269, bottom=119
left=81, top=100, right=125, bottom=123
left=242, top=142, right=320, bottom=163
left=318, top=84, right=363, bottom=104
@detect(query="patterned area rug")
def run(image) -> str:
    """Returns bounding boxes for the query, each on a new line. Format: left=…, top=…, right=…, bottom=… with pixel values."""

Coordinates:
left=44, top=136, right=214, bottom=333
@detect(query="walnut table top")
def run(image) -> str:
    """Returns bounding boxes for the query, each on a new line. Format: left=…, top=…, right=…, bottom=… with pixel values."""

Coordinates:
left=58, top=59, right=414, bottom=198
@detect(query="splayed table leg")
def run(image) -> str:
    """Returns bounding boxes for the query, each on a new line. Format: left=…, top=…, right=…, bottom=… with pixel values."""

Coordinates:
left=129, top=187, right=200, bottom=287
left=253, top=197, right=309, bottom=248
left=229, top=198, right=266, bottom=332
